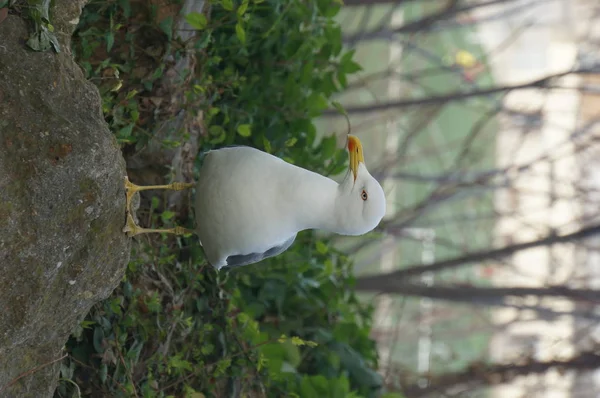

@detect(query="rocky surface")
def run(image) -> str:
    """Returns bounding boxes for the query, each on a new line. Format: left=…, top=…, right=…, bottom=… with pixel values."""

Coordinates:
left=0, top=1, right=130, bottom=395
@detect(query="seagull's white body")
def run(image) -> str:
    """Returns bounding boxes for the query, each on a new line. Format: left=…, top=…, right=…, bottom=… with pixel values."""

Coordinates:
left=194, top=143, right=385, bottom=270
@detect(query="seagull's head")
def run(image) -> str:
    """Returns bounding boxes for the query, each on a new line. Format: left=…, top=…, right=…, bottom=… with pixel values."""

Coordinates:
left=336, top=135, right=386, bottom=236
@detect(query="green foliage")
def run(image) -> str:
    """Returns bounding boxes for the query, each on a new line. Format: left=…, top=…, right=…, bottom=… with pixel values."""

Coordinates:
left=58, top=0, right=382, bottom=397
left=4, top=0, right=61, bottom=52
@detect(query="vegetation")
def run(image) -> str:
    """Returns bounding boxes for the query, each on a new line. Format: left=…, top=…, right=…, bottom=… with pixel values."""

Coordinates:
left=54, top=0, right=390, bottom=396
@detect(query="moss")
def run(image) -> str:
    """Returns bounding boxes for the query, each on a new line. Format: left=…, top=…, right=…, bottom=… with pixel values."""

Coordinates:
left=1, top=257, right=43, bottom=336
left=79, top=177, right=99, bottom=204
left=0, top=13, right=130, bottom=393
left=0, top=200, right=13, bottom=221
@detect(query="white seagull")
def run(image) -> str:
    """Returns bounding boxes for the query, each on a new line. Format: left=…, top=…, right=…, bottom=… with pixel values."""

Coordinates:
left=123, top=135, right=386, bottom=270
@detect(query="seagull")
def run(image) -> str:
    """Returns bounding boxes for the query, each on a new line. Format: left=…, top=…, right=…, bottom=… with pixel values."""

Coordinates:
left=123, top=135, right=386, bottom=270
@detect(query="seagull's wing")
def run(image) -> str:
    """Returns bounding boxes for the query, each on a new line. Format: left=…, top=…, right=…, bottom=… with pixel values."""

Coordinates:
left=224, top=234, right=297, bottom=268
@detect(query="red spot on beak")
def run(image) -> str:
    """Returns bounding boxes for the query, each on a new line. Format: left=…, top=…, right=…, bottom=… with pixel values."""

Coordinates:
left=348, top=138, right=355, bottom=152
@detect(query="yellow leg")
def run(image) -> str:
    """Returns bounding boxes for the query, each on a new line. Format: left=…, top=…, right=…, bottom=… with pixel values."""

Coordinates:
left=124, top=176, right=194, bottom=213
left=123, top=176, right=195, bottom=237
left=123, top=212, right=194, bottom=237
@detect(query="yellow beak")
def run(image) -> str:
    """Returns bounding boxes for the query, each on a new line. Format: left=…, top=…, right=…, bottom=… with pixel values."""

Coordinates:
left=347, top=135, right=365, bottom=182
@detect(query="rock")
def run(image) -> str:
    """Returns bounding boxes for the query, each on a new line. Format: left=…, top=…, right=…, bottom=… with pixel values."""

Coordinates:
left=0, top=1, right=130, bottom=396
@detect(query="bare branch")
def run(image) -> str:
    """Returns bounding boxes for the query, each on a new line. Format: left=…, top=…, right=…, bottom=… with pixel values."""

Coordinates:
left=356, top=282, right=600, bottom=303
left=325, top=69, right=597, bottom=115
left=356, top=224, right=600, bottom=281
left=401, top=351, right=600, bottom=398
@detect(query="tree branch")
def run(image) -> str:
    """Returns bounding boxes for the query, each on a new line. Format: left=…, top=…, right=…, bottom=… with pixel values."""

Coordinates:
left=355, top=282, right=600, bottom=303
left=344, top=0, right=522, bottom=42
left=325, top=69, right=595, bottom=115
left=401, top=351, right=600, bottom=398
left=355, top=223, right=600, bottom=281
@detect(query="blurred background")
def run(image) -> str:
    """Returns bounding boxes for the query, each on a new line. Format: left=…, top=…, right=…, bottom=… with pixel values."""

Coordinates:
left=326, top=1, right=600, bottom=397
left=54, top=0, right=600, bottom=397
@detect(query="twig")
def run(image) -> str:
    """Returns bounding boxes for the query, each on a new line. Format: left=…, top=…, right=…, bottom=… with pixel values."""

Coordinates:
left=357, top=224, right=600, bottom=281
left=114, top=327, right=139, bottom=398
left=0, top=353, right=68, bottom=393
left=69, top=356, right=130, bottom=395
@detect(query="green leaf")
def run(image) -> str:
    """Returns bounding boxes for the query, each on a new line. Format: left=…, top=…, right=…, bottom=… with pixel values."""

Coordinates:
left=161, top=210, right=175, bottom=223
left=125, top=89, right=138, bottom=100
left=342, top=59, right=362, bottom=74
left=214, top=358, right=232, bottom=376
left=337, top=70, right=348, bottom=88
left=209, top=129, right=226, bottom=144
left=201, top=343, right=214, bottom=355
left=106, top=32, right=114, bottom=52
left=237, top=124, right=252, bottom=137
left=92, top=327, right=105, bottom=353
left=340, top=50, right=363, bottom=74
left=185, top=12, right=207, bottom=30
left=159, top=16, right=174, bottom=40
left=331, top=101, right=347, bottom=117
left=118, top=123, right=134, bottom=138
left=168, top=355, right=193, bottom=372
left=237, top=0, right=249, bottom=16
left=99, top=363, right=108, bottom=383
left=340, top=49, right=355, bottom=65
left=119, top=0, right=131, bottom=18
left=235, top=22, right=246, bottom=44
left=285, top=137, right=297, bottom=147
left=222, top=0, right=234, bottom=11
left=209, top=125, right=224, bottom=136
left=320, top=135, right=337, bottom=159
left=315, top=240, right=328, bottom=254
left=262, top=136, right=272, bottom=153
left=26, top=28, right=60, bottom=53
left=300, top=376, right=319, bottom=397
left=330, top=341, right=383, bottom=390
left=307, top=92, right=329, bottom=116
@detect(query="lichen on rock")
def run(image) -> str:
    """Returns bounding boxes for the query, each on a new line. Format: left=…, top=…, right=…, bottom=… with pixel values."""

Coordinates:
left=0, top=1, right=130, bottom=396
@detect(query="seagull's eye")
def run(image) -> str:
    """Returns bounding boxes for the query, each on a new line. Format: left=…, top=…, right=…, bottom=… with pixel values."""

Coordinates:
left=361, top=190, right=368, bottom=201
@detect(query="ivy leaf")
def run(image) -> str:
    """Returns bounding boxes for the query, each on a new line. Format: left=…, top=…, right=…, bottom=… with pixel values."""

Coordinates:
left=263, top=136, right=272, bottom=153
left=315, top=240, right=328, bottom=254
left=340, top=50, right=362, bottom=74
left=27, top=28, right=60, bottom=53
left=237, top=124, right=252, bottom=137
left=307, top=93, right=329, bottom=116
left=320, top=135, right=337, bottom=159
left=118, top=123, right=134, bottom=138
left=222, top=0, right=234, bottom=11
left=168, top=355, right=193, bottom=372
left=235, top=22, right=246, bottom=44
left=285, top=137, right=297, bottom=147
left=342, top=59, right=362, bottom=74
left=106, top=31, right=114, bottom=52
left=337, top=70, right=348, bottom=88
left=185, top=12, right=207, bottom=30
left=237, top=0, right=249, bottom=16
left=331, top=101, right=347, bottom=117
left=159, top=16, right=174, bottom=40
left=161, top=210, right=175, bottom=223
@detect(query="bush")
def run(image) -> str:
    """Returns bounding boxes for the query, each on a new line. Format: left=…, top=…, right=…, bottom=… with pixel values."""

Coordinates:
left=58, top=0, right=381, bottom=397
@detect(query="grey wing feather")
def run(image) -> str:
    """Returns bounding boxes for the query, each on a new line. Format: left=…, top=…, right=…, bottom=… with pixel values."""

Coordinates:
left=225, top=234, right=297, bottom=268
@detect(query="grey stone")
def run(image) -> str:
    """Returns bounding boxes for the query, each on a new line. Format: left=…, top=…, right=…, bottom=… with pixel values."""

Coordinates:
left=0, top=1, right=130, bottom=396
